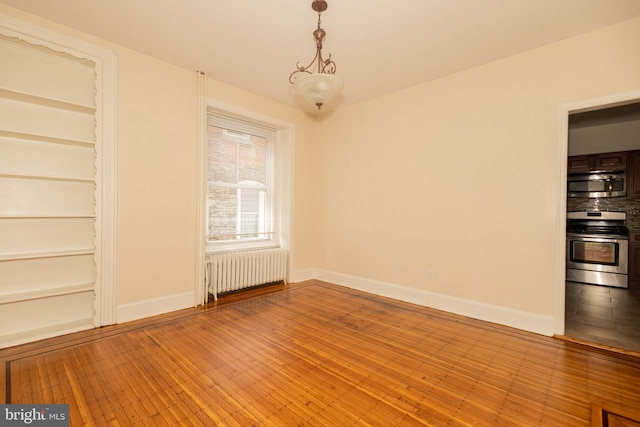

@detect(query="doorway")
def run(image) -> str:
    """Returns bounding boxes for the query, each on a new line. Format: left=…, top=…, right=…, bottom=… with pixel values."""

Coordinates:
left=558, top=93, right=640, bottom=353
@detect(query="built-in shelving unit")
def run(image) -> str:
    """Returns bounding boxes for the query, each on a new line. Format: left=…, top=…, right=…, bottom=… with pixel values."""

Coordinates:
left=0, top=32, right=99, bottom=347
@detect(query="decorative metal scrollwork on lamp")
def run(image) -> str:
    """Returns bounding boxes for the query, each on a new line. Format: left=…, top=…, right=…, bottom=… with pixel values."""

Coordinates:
left=289, top=0, right=342, bottom=111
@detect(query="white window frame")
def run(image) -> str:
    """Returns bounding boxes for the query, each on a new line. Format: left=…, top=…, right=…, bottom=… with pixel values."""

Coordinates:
left=205, top=104, right=293, bottom=255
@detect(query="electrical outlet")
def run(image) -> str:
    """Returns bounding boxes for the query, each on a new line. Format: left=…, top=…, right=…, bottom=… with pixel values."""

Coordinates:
left=427, top=269, right=434, bottom=280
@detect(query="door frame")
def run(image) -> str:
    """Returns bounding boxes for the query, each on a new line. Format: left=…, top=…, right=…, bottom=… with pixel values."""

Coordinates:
left=0, top=14, right=118, bottom=327
left=555, top=89, right=640, bottom=335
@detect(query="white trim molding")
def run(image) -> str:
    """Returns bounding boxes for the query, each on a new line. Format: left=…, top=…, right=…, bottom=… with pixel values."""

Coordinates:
left=289, top=268, right=318, bottom=284
left=555, top=89, right=640, bottom=335
left=195, top=71, right=207, bottom=307
left=204, top=98, right=296, bottom=283
left=293, top=268, right=555, bottom=336
left=116, top=292, right=195, bottom=324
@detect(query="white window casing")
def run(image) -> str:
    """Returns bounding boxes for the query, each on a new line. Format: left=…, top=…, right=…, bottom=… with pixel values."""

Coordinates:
left=205, top=108, right=292, bottom=255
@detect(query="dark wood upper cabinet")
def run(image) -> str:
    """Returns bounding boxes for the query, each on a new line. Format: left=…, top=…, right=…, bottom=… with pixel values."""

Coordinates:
left=567, top=151, right=627, bottom=174
left=567, top=155, right=593, bottom=174
left=596, top=151, right=628, bottom=171
left=627, top=150, right=640, bottom=198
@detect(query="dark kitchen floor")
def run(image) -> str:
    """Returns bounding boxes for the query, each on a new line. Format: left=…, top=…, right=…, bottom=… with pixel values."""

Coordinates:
left=565, top=281, right=640, bottom=353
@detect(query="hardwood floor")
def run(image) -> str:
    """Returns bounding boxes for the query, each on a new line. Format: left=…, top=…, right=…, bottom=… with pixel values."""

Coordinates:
left=2, top=280, right=640, bottom=426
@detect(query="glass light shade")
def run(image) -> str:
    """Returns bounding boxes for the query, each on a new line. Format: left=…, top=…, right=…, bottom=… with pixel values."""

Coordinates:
left=293, top=73, right=343, bottom=110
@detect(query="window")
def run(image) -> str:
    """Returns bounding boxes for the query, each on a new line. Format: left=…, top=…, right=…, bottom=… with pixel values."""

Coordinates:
left=206, top=112, right=279, bottom=251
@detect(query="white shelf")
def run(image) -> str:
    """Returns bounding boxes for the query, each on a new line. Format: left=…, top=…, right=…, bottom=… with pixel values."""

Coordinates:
left=0, top=248, right=95, bottom=262
left=0, top=215, right=95, bottom=219
left=0, top=283, right=95, bottom=305
left=0, top=318, right=95, bottom=349
left=0, top=173, right=94, bottom=184
left=0, top=87, right=96, bottom=114
left=0, top=129, right=95, bottom=147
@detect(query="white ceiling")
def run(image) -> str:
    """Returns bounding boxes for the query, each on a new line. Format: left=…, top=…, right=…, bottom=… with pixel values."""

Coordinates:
left=3, top=0, right=640, bottom=111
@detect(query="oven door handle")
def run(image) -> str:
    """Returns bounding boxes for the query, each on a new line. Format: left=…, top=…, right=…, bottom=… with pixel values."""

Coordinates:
left=566, top=232, right=628, bottom=241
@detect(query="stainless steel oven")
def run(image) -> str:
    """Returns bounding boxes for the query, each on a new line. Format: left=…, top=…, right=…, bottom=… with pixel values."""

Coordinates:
left=566, top=211, right=628, bottom=288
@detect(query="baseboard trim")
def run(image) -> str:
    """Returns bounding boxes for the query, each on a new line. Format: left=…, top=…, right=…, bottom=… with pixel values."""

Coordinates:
left=294, top=269, right=555, bottom=337
left=116, top=291, right=195, bottom=324
left=289, top=268, right=318, bottom=284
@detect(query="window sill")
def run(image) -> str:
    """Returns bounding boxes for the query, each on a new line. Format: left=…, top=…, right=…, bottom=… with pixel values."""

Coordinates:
left=206, top=241, right=280, bottom=255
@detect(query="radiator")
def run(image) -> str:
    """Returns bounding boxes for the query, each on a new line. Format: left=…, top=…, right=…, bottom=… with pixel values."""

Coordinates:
left=206, top=248, right=288, bottom=301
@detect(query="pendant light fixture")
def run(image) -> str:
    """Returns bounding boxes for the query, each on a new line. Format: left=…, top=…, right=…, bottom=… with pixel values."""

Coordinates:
left=289, top=0, right=342, bottom=111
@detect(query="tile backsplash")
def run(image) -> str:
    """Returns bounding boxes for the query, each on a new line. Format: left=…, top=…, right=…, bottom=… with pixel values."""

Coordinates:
left=567, top=196, right=640, bottom=230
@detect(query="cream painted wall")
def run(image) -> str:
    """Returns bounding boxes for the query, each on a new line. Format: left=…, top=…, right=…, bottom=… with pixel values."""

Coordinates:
left=115, top=50, right=199, bottom=304
left=569, top=119, right=640, bottom=155
left=4, top=1, right=640, bottom=333
left=0, top=5, right=318, bottom=316
left=314, top=17, right=640, bottom=318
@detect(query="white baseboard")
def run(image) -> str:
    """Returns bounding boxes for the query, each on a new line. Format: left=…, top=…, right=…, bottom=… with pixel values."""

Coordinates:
left=292, top=268, right=554, bottom=337
left=116, top=291, right=195, bottom=324
left=117, top=271, right=555, bottom=336
left=289, top=268, right=318, bottom=283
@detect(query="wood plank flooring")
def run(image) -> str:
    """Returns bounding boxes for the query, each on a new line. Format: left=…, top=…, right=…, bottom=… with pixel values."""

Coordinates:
left=2, top=280, right=640, bottom=426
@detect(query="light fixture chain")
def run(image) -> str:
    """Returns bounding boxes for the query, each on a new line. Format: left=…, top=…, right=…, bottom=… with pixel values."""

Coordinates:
left=289, top=0, right=337, bottom=84
left=289, top=0, right=342, bottom=111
